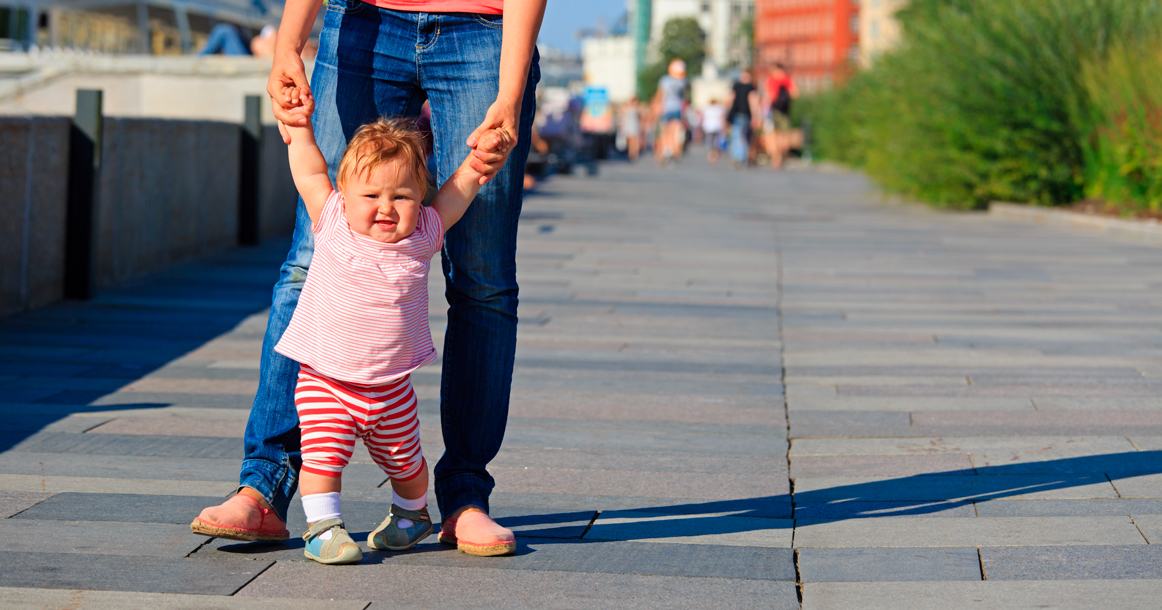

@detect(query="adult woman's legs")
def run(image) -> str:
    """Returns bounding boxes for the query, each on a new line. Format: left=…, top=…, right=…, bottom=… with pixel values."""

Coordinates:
left=421, top=13, right=539, bottom=522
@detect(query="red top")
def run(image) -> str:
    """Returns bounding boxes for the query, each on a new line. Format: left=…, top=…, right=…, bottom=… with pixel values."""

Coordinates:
left=766, top=74, right=797, bottom=100
left=363, top=0, right=503, bottom=14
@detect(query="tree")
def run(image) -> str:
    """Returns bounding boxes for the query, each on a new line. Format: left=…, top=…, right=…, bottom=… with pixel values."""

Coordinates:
left=638, top=17, right=707, bottom=99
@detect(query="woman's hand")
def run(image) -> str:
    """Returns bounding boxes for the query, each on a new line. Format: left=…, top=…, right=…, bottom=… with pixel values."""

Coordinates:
left=267, top=51, right=314, bottom=143
left=466, top=100, right=520, bottom=185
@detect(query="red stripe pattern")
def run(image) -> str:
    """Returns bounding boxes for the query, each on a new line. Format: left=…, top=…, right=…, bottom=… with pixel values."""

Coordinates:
left=275, top=189, right=443, bottom=385
left=295, top=364, right=425, bottom=480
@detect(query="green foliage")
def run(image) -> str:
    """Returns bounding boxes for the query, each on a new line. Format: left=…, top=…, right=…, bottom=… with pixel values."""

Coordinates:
left=638, top=17, right=706, bottom=99
left=1080, top=42, right=1162, bottom=213
left=799, top=0, right=1162, bottom=209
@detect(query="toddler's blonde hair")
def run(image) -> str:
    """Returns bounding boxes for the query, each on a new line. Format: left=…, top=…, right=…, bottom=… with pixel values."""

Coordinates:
left=336, top=117, right=431, bottom=198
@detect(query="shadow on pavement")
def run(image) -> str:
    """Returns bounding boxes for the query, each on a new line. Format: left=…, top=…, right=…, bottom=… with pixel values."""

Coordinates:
left=0, top=239, right=289, bottom=455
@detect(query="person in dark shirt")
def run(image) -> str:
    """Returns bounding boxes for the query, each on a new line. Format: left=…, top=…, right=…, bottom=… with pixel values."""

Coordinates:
left=725, top=69, right=761, bottom=167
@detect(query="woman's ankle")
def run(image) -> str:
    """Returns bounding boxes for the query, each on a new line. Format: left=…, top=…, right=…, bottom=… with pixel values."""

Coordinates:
left=236, top=487, right=274, bottom=511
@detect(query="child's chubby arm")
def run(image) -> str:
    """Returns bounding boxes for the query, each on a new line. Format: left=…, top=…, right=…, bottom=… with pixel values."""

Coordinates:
left=277, top=87, right=333, bottom=226
left=431, top=128, right=513, bottom=231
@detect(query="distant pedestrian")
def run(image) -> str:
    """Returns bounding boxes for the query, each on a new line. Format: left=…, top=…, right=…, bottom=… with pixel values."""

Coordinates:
left=726, top=69, right=761, bottom=168
left=620, top=96, right=643, bottom=162
left=199, top=24, right=277, bottom=57
left=701, top=98, right=726, bottom=163
left=763, top=63, right=799, bottom=169
left=653, top=58, right=688, bottom=164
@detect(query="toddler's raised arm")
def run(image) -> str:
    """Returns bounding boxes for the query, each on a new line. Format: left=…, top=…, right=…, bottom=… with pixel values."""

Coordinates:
left=431, top=129, right=512, bottom=231
left=277, top=89, right=333, bottom=225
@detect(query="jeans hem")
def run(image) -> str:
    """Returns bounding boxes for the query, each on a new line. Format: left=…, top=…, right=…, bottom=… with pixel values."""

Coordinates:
left=240, top=458, right=295, bottom=522
left=435, top=473, right=493, bottom=520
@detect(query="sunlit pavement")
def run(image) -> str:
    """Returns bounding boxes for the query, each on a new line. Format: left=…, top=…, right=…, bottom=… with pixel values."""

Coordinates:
left=2, top=152, right=1162, bottom=608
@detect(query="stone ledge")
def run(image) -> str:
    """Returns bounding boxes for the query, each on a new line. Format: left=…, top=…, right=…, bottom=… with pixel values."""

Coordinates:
left=989, top=202, right=1162, bottom=245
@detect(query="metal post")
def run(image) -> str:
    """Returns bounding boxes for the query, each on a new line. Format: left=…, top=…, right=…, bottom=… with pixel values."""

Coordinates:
left=24, top=5, right=36, bottom=49
left=238, top=95, right=262, bottom=245
left=136, top=2, right=150, bottom=54
left=64, top=89, right=103, bottom=300
left=173, top=4, right=191, bottom=54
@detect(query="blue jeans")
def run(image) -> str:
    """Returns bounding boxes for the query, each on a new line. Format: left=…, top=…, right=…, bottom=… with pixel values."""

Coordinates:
left=200, top=24, right=250, bottom=56
left=730, top=115, right=750, bottom=164
left=240, top=2, right=539, bottom=522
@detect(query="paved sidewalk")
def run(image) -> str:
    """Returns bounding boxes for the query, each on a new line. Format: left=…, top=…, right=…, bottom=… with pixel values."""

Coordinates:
left=2, top=156, right=1161, bottom=608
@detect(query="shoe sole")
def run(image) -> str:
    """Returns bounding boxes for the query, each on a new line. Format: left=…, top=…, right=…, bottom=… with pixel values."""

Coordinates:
left=190, top=519, right=289, bottom=542
left=438, top=532, right=516, bottom=557
left=367, top=527, right=432, bottom=552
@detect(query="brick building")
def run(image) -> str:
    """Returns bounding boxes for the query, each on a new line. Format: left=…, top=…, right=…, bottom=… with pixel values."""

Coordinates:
left=754, top=0, right=859, bottom=93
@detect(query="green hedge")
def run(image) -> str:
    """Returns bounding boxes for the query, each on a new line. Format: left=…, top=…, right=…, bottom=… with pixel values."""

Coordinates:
left=1081, top=42, right=1162, bottom=213
left=799, top=0, right=1162, bottom=210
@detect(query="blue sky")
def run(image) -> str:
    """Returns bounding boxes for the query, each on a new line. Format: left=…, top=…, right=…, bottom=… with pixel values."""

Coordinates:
left=539, top=0, right=628, bottom=53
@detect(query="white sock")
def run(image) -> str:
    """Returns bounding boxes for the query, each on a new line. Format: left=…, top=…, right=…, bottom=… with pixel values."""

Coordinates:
left=302, top=492, right=341, bottom=540
left=392, top=489, right=426, bottom=529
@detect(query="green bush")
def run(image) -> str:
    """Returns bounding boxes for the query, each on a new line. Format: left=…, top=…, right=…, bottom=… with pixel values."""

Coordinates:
left=799, top=0, right=1162, bottom=209
left=1080, top=42, right=1162, bottom=214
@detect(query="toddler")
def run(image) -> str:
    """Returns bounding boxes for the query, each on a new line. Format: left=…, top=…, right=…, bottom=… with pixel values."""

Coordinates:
left=273, top=94, right=509, bottom=565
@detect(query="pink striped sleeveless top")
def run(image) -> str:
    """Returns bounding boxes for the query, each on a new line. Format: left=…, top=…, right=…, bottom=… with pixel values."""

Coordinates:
left=275, top=190, right=443, bottom=385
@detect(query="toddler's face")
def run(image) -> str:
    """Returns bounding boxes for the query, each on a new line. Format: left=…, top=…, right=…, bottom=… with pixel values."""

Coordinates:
left=340, top=159, right=423, bottom=243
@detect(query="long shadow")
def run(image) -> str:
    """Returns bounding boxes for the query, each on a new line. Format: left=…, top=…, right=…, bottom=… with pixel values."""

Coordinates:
left=0, top=239, right=290, bottom=455
left=204, top=450, right=1162, bottom=561
left=566, top=450, right=1162, bottom=544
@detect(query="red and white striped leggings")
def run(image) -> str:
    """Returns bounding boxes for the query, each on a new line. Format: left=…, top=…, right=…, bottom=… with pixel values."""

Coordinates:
left=295, top=365, right=424, bottom=481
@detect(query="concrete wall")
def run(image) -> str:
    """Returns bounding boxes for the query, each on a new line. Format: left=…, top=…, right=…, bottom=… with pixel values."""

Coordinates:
left=0, top=56, right=309, bottom=124
left=0, top=117, right=70, bottom=318
left=259, top=124, right=297, bottom=242
left=0, top=114, right=296, bottom=317
left=95, top=118, right=241, bottom=288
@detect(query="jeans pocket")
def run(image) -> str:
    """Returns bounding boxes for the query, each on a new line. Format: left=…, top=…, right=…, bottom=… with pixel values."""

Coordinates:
left=473, top=13, right=503, bottom=28
left=326, top=0, right=362, bottom=15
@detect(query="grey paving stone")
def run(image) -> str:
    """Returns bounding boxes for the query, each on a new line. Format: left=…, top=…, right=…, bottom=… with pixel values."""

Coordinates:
left=790, top=454, right=974, bottom=478
left=238, top=562, right=799, bottom=609
left=794, top=474, right=1118, bottom=503
left=801, top=580, right=1162, bottom=610
left=976, top=499, right=1162, bottom=517
left=14, top=492, right=224, bottom=524
left=1132, top=514, right=1162, bottom=543
left=794, top=501, right=976, bottom=520
left=214, top=535, right=794, bottom=580
left=88, top=392, right=256, bottom=410
left=0, top=588, right=371, bottom=610
left=0, top=452, right=243, bottom=481
left=502, top=426, right=786, bottom=455
left=0, top=552, right=273, bottom=595
left=586, top=510, right=793, bottom=547
left=982, top=545, right=1162, bottom=580
left=487, top=492, right=793, bottom=519
left=0, top=491, right=53, bottom=517
left=0, top=474, right=236, bottom=496
left=789, top=411, right=911, bottom=438
left=794, top=516, right=1146, bottom=548
left=11, top=432, right=243, bottom=458
left=0, top=519, right=207, bottom=557
left=798, top=547, right=982, bottom=582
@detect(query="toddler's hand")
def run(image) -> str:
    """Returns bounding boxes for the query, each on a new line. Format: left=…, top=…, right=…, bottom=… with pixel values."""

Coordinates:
left=469, top=128, right=513, bottom=184
left=277, top=87, right=312, bottom=144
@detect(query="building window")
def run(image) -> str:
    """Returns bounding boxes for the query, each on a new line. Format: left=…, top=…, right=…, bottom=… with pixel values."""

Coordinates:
left=871, top=20, right=879, bottom=39
left=701, top=1, right=710, bottom=12
left=851, top=15, right=859, bottom=33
